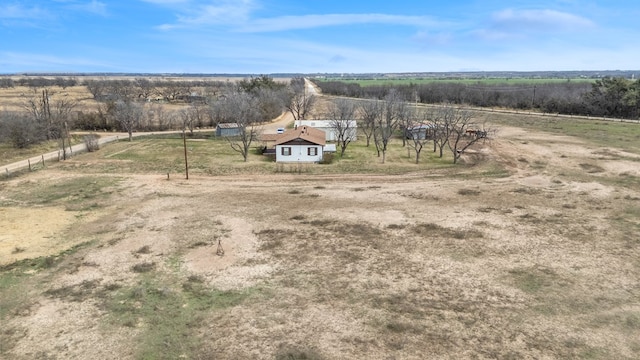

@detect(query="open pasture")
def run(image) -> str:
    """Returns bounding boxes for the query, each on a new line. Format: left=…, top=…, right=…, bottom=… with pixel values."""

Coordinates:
left=1, top=113, right=639, bottom=359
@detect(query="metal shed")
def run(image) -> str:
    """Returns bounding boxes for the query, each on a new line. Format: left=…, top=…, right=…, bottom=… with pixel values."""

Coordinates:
left=216, top=123, right=241, bottom=137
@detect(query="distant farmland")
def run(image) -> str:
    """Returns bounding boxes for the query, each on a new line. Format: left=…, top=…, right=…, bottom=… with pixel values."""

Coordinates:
left=316, top=77, right=596, bottom=86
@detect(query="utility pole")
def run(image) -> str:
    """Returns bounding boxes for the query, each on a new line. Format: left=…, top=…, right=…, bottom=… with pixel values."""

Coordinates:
left=183, top=130, right=189, bottom=180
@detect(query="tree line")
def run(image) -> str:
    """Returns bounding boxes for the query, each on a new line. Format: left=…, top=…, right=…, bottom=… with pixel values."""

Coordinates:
left=320, top=93, right=487, bottom=165
left=0, top=76, right=315, bottom=154
left=313, top=77, right=640, bottom=119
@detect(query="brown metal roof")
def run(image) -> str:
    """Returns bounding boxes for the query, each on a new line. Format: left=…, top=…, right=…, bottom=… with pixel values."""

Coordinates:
left=259, top=134, right=282, bottom=142
left=217, top=122, right=240, bottom=129
left=275, top=126, right=326, bottom=146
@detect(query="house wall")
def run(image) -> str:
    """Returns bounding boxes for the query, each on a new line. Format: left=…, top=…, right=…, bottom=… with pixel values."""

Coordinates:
left=216, top=128, right=240, bottom=137
left=308, top=127, right=357, bottom=142
left=275, top=144, right=323, bottom=163
left=297, top=121, right=357, bottom=142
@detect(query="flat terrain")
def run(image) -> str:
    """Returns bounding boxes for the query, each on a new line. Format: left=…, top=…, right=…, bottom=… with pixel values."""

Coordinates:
left=1, top=114, right=640, bottom=359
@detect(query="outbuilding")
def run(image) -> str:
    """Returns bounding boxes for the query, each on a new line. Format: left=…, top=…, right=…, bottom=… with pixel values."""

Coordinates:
left=406, top=122, right=436, bottom=140
left=216, top=122, right=241, bottom=137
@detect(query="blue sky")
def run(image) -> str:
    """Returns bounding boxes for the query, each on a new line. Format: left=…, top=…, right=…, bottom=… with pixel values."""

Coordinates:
left=1, top=0, right=639, bottom=74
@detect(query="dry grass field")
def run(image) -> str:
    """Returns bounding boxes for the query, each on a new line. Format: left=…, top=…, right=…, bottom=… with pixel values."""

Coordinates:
left=1, top=108, right=640, bottom=359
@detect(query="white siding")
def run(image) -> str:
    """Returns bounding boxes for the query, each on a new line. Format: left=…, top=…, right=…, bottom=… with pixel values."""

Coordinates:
left=297, top=120, right=358, bottom=142
left=275, top=144, right=323, bottom=163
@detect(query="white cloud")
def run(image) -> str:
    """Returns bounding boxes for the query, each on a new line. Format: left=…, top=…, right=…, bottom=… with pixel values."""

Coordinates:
left=491, top=9, right=594, bottom=32
left=412, top=30, right=452, bottom=46
left=0, top=4, right=50, bottom=19
left=471, top=8, right=596, bottom=42
left=156, top=0, right=256, bottom=29
left=238, top=13, right=439, bottom=33
left=139, top=0, right=190, bottom=4
left=70, top=1, right=108, bottom=16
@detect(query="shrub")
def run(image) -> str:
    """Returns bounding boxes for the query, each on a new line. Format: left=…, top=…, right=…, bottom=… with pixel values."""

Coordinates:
left=131, top=262, right=156, bottom=273
left=83, top=134, right=100, bottom=152
left=320, top=153, right=334, bottom=164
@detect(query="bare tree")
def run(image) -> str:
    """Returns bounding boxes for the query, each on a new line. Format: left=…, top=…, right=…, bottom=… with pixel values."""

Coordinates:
left=109, top=79, right=137, bottom=102
left=325, top=98, right=357, bottom=157
left=22, top=89, right=54, bottom=139
left=134, top=78, right=156, bottom=101
left=111, top=100, right=143, bottom=141
left=0, top=111, right=45, bottom=148
left=255, top=87, right=286, bottom=123
left=284, top=77, right=316, bottom=122
left=358, top=99, right=381, bottom=147
left=84, top=79, right=107, bottom=100
left=22, top=89, right=77, bottom=158
left=177, top=105, right=201, bottom=135
left=405, top=109, right=433, bottom=164
left=216, top=91, right=261, bottom=162
left=440, top=105, right=488, bottom=164
left=373, top=90, right=408, bottom=163
left=428, top=107, right=449, bottom=158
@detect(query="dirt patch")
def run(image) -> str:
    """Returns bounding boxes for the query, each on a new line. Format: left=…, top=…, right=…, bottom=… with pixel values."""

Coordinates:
left=0, top=207, right=79, bottom=265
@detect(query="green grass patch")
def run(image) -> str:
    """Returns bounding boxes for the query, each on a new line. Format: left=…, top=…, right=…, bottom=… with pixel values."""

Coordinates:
left=5, top=175, right=120, bottom=209
left=0, top=270, right=32, bottom=320
left=0, top=135, right=85, bottom=166
left=508, top=266, right=560, bottom=294
left=412, top=222, right=484, bottom=239
left=5, top=131, right=508, bottom=178
left=0, top=240, right=95, bottom=321
left=488, top=113, right=640, bottom=155
left=106, top=277, right=256, bottom=359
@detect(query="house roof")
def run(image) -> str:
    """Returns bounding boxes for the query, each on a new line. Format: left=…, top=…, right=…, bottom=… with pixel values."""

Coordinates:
left=275, top=126, right=326, bottom=146
left=217, top=122, right=240, bottom=129
left=407, top=122, right=436, bottom=130
left=259, top=134, right=281, bottom=142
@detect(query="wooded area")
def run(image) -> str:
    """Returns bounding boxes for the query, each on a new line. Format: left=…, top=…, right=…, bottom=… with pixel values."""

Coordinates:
left=313, top=76, right=640, bottom=119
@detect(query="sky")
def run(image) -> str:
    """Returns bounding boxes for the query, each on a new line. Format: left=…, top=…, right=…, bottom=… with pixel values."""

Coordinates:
left=1, top=0, right=639, bottom=74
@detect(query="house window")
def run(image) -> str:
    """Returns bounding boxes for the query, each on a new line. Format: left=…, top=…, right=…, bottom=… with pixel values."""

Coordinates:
left=307, top=147, right=318, bottom=156
left=281, top=147, right=291, bottom=156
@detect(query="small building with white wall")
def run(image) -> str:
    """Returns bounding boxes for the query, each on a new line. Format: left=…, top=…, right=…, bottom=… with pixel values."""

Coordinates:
left=296, top=120, right=357, bottom=142
left=275, top=126, right=326, bottom=163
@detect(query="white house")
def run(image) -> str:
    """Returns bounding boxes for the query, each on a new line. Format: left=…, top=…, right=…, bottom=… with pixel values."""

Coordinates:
left=296, top=120, right=357, bottom=142
left=275, top=126, right=326, bottom=163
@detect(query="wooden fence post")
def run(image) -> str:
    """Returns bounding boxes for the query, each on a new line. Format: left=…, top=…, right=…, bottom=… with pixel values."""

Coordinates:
left=28, top=159, right=31, bottom=171
left=42, top=155, right=45, bottom=166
